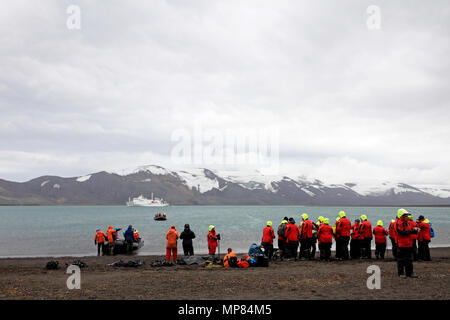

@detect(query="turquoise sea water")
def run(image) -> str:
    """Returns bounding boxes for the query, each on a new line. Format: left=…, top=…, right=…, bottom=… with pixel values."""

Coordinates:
left=0, top=206, right=448, bottom=257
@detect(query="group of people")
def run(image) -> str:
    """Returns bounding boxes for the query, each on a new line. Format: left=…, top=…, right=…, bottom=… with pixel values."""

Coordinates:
left=96, top=209, right=434, bottom=278
left=94, top=225, right=140, bottom=255
left=164, top=224, right=219, bottom=263
left=259, top=208, right=432, bottom=278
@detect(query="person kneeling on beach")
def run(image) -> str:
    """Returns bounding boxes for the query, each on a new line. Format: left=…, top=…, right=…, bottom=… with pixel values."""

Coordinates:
left=166, top=225, right=179, bottom=263
left=318, top=218, right=333, bottom=261
left=223, top=248, right=238, bottom=268
left=94, top=228, right=107, bottom=256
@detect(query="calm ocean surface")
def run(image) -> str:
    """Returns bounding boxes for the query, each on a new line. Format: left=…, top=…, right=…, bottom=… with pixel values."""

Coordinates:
left=0, top=206, right=448, bottom=257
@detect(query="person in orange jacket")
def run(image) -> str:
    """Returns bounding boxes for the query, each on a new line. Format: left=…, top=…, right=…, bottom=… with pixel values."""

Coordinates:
left=350, top=219, right=362, bottom=259
left=261, top=221, right=275, bottom=260
left=207, top=225, right=220, bottom=258
left=223, top=248, right=238, bottom=268
left=359, top=215, right=373, bottom=259
left=317, top=218, right=333, bottom=261
left=94, top=228, right=107, bottom=256
left=284, top=217, right=300, bottom=260
left=396, top=209, right=419, bottom=278
left=106, top=225, right=118, bottom=255
left=417, top=215, right=431, bottom=261
left=166, top=225, right=179, bottom=263
left=373, top=220, right=388, bottom=259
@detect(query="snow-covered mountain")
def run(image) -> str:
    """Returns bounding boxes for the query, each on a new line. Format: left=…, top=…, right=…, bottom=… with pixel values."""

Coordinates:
left=0, top=164, right=449, bottom=205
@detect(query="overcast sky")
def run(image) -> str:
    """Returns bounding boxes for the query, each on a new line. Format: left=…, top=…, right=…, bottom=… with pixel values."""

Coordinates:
left=0, top=0, right=449, bottom=185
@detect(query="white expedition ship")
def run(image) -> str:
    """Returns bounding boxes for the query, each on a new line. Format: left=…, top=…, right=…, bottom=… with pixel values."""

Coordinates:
left=126, top=193, right=169, bottom=207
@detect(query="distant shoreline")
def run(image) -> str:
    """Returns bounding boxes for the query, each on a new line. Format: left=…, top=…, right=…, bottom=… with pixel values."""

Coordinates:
left=1, top=204, right=450, bottom=207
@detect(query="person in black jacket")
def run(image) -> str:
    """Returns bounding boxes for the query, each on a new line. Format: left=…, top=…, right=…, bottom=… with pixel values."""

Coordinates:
left=180, top=224, right=196, bottom=256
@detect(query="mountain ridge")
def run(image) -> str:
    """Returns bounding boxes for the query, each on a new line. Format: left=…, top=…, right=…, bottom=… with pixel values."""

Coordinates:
left=0, top=165, right=449, bottom=205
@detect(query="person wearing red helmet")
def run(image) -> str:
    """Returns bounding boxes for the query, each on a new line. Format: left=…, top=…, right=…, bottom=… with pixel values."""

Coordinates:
left=396, top=209, right=419, bottom=278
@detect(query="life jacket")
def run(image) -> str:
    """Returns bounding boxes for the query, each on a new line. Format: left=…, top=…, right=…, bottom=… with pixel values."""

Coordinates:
left=95, top=230, right=106, bottom=243
left=223, top=251, right=237, bottom=268
left=299, top=219, right=313, bottom=239
left=166, top=228, right=179, bottom=248
left=388, top=221, right=397, bottom=239
left=360, top=220, right=373, bottom=239
left=351, top=223, right=363, bottom=239
left=134, top=231, right=140, bottom=241
left=107, top=227, right=117, bottom=243
left=409, top=221, right=418, bottom=240
left=317, top=224, right=333, bottom=244
left=336, top=217, right=351, bottom=238
left=237, top=259, right=249, bottom=268
left=262, top=226, right=275, bottom=244
left=284, top=223, right=300, bottom=243
left=396, top=218, right=416, bottom=248
left=277, top=223, right=287, bottom=239
left=207, top=230, right=218, bottom=248
left=373, top=226, right=388, bottom=244
left=418, top=220, right=431, bottom=242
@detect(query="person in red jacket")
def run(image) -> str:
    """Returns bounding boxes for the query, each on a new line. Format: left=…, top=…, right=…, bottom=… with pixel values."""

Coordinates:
left=284, top=217, right=300, bottom=260
left=261, top=221, right=275, bottom=260
left=94, top=228, right=107, bottom=256
left=389, top=218, right=398, bottom=260
left=277, top=219, right=289, bottom=260
left=299, top=214, right=313, bottom=260
left=396, top=209, right=419, bottom=278
left=359, top=215, right=372, bottom=259
left=350, top=219, right=362, bottom=259
left=373, top=220, right=388, bottom=259
left=336, top=211, right=351, bottom=260
left=207, top=225, right=220, bottom=258
left=417, top=215, right=431, bottom=261
left=408, top=215, right=418, bottom=261
left=317, top=218, right=333, bottom=261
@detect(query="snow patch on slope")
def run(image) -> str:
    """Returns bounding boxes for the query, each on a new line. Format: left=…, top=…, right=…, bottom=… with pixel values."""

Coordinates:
left=76, top=175, right=91, bottom=182
left=176, top=169, right=219, bottom=193
left=40, top=180, right=50, bottom=187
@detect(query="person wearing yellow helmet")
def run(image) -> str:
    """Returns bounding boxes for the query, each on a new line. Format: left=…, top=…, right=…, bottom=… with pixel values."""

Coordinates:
left=373, top=221, right=388, bottom=259
left=359, top=215, right=373, bottom=259
left=417, top=215, right=431, bottom=261
left=335, top=211, right=351, bottom=260
left=276, top=217, right=289, bottom=260
left=299, top=213, right=313, bottom=260
left=207, top=225, right=219, bottom=258
left=317, top=217, right=333, bottom=261
left=261, top=221, right=275, bottom=260
left=396, top=209, right=419, bottom=278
